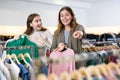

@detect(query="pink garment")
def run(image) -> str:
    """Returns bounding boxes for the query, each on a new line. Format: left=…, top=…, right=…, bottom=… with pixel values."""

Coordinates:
left=103, top=70, right=119, bottom=80
left=48, top=48, right=75, bottom=76
left=104, top=75, right=114, bottom=80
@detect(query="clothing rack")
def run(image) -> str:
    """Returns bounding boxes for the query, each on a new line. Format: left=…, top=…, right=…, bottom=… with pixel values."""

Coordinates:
left=0, top=41, right=6, bottom=44
left=0, top=45, right=34, bottom=59
left=0, top=46, right=32, bottom=50
left=95, top=41, right=113, bottom=44
left=0, top=46, right=36, bottom=80
left=48, top=49, right=120, bottom=65
left=2, top=45, right=119, bottom=77
left=94, top=38, right=120, bottom=46
left=1, top=45, right=119, bottom=66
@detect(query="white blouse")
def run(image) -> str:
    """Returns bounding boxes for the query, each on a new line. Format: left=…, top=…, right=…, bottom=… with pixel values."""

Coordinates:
left=28, top=29, right=53, bottom=48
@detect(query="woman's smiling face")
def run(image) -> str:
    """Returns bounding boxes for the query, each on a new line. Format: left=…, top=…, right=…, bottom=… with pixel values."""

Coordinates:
left=60, top=9, right=73, bottom=26
left=30, top=16, right=42, bottom=31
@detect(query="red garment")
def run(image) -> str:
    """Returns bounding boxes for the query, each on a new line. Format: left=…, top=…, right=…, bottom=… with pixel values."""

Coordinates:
left=107, top=56, right=111, bottom=63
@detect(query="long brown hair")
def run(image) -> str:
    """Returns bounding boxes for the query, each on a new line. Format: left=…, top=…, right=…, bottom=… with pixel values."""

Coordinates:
left=56, top=6, right=79, bottom=37
left=24, top=13, right=47, bottom=35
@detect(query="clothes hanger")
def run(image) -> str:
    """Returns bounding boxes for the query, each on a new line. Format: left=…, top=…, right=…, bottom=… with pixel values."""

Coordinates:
left=5, top=54, right=13, bottom=64
left=14, top=34, right=25, bottom=40
left=117, top=61, right=120, bottom=67
left=78, top=67, right=86, bottom=77
left=90, top=46, right=97, bottom=52
left=98, top=46, right=103, bottom=51
left=82, top=44, right=88, bottom=52
left=48, top=73, right=58, bottom=80
left=6, top=54, right=12, bottom=60
left=94, top=66, right=103, bottom=79
left=70, top=70, right=82, bottom=80
left=95, top=47, right=100, bottom=51
left=107, top=62, right=120, bottom=75
left=113, top=45, right=119, bottom=49
left=81, top=47, right=88, bottom=52
left=36, top=74, right=47, bottom=80
left=83, top=44, right=91, bottom=52
left=102, top=63, right=117, bottom=80
left=108, top=45, right=112, bottom=49
left=39, top=35, right=51, bottom=48
left=24, top=52, right=32, bottom=62
left=85, top=47, right=92, bottom=52
left=86, top=65, right=103, bottom=80
left=96, top=64, right=108, bottom=76
left=18, top=53, right=27, bottom=65
left=11, top=54, right=20, bottom=64
left=60, top=72, right=71, bottom=80
left=78, top=67, right=92, bottom=80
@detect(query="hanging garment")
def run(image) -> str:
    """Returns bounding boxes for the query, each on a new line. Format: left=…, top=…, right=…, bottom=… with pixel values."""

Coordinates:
left=6, top=34, right=39, bottom=59
left=48, top=48, right=75, bottom=76
left=5, top=58, right=20, bottom=80
left=0, top=59, right=11, bottom=80
left=0, top=70, right=7, bottom=80
left=24, top=62, right=36, bottom=80
left=17, top=63, right=30, bottom=80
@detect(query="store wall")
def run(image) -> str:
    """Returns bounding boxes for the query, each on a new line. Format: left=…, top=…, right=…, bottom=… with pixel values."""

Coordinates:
left=0, top=0, right=87, bottom=35
left=87, top=0, right=120, bottom=27
left=0, top=0, right=120, bottom=35
left=86, top=0, right=120, bottom=34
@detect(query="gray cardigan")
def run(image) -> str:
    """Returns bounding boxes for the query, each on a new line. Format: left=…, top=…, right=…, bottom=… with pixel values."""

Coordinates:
left=51, top=25, right=85, bottom=54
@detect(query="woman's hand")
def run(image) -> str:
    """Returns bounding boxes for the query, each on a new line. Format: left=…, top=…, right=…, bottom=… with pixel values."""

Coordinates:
left=32, top=35, right=46, bottom=45
left=54, top=43, right=65, bottom=52
left=73, top=31, right=83, bottom=39
left=14, top=35, right=19, bottom=40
